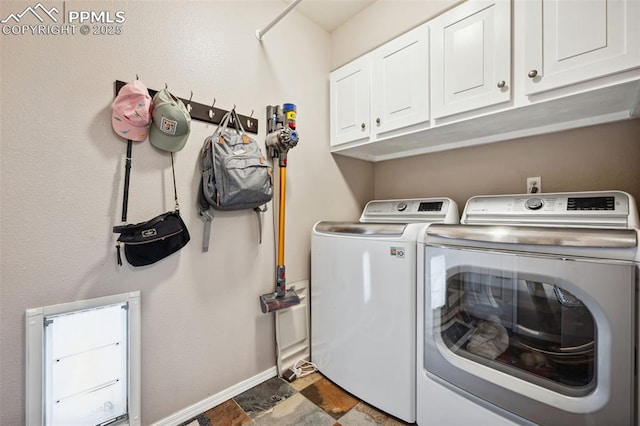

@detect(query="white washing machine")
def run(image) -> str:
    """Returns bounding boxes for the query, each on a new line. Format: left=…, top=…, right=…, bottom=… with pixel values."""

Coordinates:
left=417, top=191, right=640, bottom=425
left=311, top=198, right=459, bottom=423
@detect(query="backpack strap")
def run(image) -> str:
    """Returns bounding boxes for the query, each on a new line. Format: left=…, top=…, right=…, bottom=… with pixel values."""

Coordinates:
left=197, top=180, right=214, bottom=252
left=214, top=111, right=233, bottom=144
left=254, top=205, right=268, bottom=244
left=199, top=204, right=263, bottom=250
left=197, top=115, right=230, bottom=253
left=231, top=108, right=245, bottom=132
left=202, top=211, right=214, bottom=251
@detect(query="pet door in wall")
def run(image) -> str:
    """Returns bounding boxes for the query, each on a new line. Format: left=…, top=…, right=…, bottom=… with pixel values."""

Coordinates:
left=25, top=292, right=141, bottom=426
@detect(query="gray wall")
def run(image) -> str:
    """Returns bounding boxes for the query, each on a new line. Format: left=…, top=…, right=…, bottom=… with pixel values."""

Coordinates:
left=0, top=1, right=373, bottom=424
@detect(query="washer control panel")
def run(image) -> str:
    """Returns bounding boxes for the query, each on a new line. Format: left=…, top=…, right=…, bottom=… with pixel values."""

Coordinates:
left=566, top=196, right=615, bottom=211
left=462, top=191, right=636, bottom=228
left=360, top=198, right=458, bottom=223
left=525, top=198, right=544, bottom=210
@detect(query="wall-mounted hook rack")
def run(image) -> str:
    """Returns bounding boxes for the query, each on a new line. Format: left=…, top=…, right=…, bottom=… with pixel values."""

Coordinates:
left=114, top=80, right=259, bottom=134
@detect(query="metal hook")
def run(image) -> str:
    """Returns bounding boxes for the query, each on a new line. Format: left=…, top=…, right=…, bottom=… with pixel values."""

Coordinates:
left=247, top=109, right=254, bottom=128
left=165, top=83, right=168, bottom=89
left=136, top=74, right=139, bottom=80
left=187, top=91, right=193, bottom=113
left=209, top=98, right=217, bottom=119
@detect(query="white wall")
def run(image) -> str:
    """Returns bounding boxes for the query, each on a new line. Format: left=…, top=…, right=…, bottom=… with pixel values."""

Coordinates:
left=375, top=120, right=640, bottom=209
left=330, top=0, right=461, bottom=69
left=0, top=1, right=373, bottom=424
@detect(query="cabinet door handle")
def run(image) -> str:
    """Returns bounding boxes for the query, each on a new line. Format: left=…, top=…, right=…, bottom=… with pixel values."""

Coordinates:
left=361, top=123, right=366, bottom=130
left=376, top=118, right=381, bottom=125
left=497, top=81, right=506, bottom=88
left=528, top=70, right=538, bottom=78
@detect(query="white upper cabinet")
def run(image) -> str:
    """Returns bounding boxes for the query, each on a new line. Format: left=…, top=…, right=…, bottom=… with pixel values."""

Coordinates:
left=524, top=0, right=640, bottom=95
left=371, top=25, right=430, bottom=135
left=330, top=24, right=429, bottom=147
left=329, top=0, right=640, bottom=161
left=430, top=0, right=511, bottom=119
left=330, top=55, right=371, bottom=147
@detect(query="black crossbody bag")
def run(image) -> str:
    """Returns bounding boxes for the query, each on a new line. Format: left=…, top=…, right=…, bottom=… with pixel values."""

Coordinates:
left=113, top=144, right=189, bottom=267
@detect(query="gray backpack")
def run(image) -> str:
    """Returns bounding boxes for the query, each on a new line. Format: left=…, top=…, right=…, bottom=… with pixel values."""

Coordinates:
left=198, top=109, right=273, bottom=251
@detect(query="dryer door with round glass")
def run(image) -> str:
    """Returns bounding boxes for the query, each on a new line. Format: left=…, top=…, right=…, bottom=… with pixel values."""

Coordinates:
left=424, top=230, right=636, bottom=425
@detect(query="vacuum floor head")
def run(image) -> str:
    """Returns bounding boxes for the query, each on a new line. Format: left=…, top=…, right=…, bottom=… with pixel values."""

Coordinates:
left=259, top=289, right=300, bottom=313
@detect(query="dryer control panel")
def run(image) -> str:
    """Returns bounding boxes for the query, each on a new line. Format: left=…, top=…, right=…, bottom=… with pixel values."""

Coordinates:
left=360, top=198, right=459, bottom=224
left=462, top=191, right=639, bottom=229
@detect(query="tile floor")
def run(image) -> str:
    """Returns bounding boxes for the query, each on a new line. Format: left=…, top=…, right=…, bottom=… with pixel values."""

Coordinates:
left=179, top=372, right=414, bottom=426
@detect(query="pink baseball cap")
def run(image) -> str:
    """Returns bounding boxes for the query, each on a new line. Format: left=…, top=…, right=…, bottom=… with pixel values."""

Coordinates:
left=111, top=80, right=152, bottom=141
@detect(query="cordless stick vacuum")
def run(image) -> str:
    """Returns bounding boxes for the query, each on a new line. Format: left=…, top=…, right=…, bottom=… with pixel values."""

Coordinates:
left=259, top=104, right=301, bottom=313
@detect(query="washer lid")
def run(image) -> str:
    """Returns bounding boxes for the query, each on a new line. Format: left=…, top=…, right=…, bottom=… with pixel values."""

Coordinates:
left=314, top=222, right=407, bottom=236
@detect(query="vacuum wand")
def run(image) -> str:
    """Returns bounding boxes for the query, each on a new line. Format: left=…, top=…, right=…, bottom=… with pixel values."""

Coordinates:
left=276, top=166, right=287, bottom=297
left=260, top=104, right=300, bottom=313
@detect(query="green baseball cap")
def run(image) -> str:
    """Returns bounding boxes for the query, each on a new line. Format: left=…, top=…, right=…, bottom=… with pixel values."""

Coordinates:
left=149, top=88, right=191, bottom=152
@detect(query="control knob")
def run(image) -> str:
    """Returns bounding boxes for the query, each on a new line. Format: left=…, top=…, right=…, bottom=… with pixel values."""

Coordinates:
left=525, top=198, right=544, bottom=210
left=397, top=202, right=408, bottom=212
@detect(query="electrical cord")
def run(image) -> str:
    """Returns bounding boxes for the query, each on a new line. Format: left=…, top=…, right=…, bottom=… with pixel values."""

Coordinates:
left=292, top=359, right=318, bottom=378
left=282, top=359, right=318, bottom=382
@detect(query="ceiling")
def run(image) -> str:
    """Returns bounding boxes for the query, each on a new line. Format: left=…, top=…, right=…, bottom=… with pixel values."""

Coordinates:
left=283, top=0, right=377, bottom=32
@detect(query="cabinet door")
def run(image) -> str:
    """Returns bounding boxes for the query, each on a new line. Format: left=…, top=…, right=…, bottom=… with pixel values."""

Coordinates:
left=430, top=0, right=511, bottom=119
left=524, top=0, right=640, bottom=95
left=371, top=24, right=430, bottom=135
left=330, top=56, right=371, bottom=146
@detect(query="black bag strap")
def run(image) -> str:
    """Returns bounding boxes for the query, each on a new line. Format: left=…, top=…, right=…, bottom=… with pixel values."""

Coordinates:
left=116, top=139, right=133, bottom=265
left=115, top=148, right=180, bottom=265
left=119, top=149, right=180, bottom=221
left=121, top=139, right=133, bottom=222
left=113, top=211, right=172, bottom=233
left=170, top=152, right=179, bottom=211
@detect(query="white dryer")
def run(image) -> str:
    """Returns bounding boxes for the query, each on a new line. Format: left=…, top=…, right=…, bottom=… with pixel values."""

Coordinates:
left=311, top=198, right=459, bottom=423
left=417, top=191, right=640, bottom=425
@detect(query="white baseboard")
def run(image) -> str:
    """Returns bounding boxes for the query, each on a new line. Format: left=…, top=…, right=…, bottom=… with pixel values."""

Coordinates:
left=150, top=366, right=278, bottom=426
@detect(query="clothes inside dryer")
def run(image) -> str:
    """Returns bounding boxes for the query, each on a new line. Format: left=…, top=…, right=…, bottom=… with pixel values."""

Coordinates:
left=438, top=269, right=596, bottom=396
